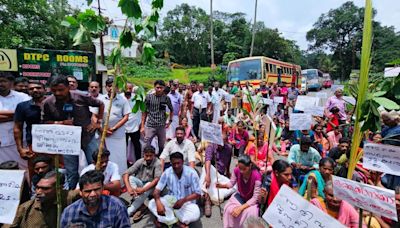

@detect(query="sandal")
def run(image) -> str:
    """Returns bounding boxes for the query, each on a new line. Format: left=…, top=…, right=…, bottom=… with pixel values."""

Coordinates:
left=132, top=205, right=148, bottom=223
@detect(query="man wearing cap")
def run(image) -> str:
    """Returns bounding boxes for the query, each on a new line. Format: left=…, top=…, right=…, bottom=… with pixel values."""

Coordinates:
left=0, top=72, right=30, bottom=169
left=325, top=88, right=347, bottom=124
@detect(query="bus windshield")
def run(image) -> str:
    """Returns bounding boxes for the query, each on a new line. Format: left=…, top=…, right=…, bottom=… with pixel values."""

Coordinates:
left=227, top=59, right=262, bottom=81
left=302, top=69, right=318, bottom=79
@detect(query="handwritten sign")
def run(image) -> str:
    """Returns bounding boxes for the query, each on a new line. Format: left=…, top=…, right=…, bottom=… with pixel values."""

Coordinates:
left=363, top=143, right=400, bottom=176
left=333, top=175, right=397, bottom=221
left=273, top=96, right=284, bottom=104
left=263, top=185, right=345, bottom=228
left=314, top=92, right=328, bottom=99
left=294, top=95, right=319, bottom=111
left=304, top=106, right=325, bottom=117
left=32, top=124, right=82, bottom=155
left=0, top=170, right=25, bottom=224
left=200, top=121, right=223, bottom=146
left=289, top=113, right=312, bottom=130
left=343, top=96, right=356, bottom=105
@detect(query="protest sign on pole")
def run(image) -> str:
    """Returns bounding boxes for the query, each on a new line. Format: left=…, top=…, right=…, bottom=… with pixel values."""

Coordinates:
left=200, top=120, right=223, bottom=146
left=273, top=96, right=284, bottom=104
left=32, top=124, right=82, bottom=155
left=0, top=170, right=25, bottom=224
left=289, top=113, right=312, bottom=130
left=363, top=143, right=400, bottom=176
left=333, top=175, right=397, bottom=221
left=263, top=185, right=345, bottom=228
left=304, top=106, right=325, bottom=117
left=294, top=95, right=320, bottom=111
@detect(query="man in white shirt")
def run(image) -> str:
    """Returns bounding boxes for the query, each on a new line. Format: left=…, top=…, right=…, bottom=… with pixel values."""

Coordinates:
left=190, top=83, right=211, bottom=138
left=79, top=148, right=121, bottom=196
left=0, top=72, right=30, bottom=169
left=211, top=81, right=228, bottom=123
left=166, top=79, right=182, bottom=140
left=160, top=126, right=196, bottom=171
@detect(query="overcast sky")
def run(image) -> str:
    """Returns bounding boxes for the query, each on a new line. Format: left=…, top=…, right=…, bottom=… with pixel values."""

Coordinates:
left=69, top=0, right=400, bottom=50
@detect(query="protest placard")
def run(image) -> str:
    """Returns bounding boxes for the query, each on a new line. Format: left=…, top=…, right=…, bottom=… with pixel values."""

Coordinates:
left=273, top=96, right=284, bottom=104
left=200, top=120, right=223, bottom=145
left=315, top=92, right=328, bottom=99
left=304, top=106, right=325, bottom=117
left=0, top=170, right=25, bottom=224
left=384, top=67, right=400, bottom=78
left=363, top=143, right=400, bottom=176
left=289, top=113, right=312, bottom=130
left=343, top=96, right=356, bottom=105
left=294, top=95, right=320, bottom=111
left=262, top=98, right=273, bottom=106
left=263, top=114, right=276, bottom=146
left=332, top=175, right=397, bottom=221
left=263, top=185, right=345, bottom=228
left=32, top=124, right=82, bottom=155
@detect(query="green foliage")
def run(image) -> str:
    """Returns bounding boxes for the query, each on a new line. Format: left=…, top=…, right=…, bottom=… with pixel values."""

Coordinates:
left=141, top=43, right=156, bottom=64
left=118, top=0, right=142, bottom=19
left=222, top=52, right=239, bottom=65
left=119, top=29, right=134, bottom=48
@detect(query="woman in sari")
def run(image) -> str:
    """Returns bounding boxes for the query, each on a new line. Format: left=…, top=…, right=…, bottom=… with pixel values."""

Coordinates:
left=216, top=155, right=262, bottom=228
left=246, top=134, right=275, bottom=173
left=298, top=157, right=335, bottom=203
left=313, top=124, right=330, bottom=155
left=311, top=181, right=366, bottom=228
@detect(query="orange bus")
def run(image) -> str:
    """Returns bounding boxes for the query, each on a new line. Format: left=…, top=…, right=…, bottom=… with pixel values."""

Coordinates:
left=227, top=56, right=302, bottom=88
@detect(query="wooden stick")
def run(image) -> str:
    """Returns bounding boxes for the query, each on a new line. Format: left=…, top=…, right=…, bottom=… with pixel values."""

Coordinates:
left=55, top=156, right=62, bottom=228
left=359, top=208, right=363, bottom=228
left=214, top=154, right=223, bottom=220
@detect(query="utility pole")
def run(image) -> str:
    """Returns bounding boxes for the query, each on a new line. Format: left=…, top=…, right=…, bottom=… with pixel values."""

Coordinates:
left=210, top=0, right=215, bottom=70
left=249, top=0, right=258, bottom=57
left=97, top=0, right=105, bottom=65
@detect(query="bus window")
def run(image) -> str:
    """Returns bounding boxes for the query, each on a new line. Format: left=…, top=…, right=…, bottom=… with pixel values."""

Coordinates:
left=272, top=65, right=277, bottom=73
left=265, top=63, right=269, bottom=73
left=227, top=59, right=262, bottom=81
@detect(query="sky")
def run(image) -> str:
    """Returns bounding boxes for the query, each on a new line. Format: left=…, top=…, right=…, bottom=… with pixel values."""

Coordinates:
left=69, top=0, right=400, bottom=50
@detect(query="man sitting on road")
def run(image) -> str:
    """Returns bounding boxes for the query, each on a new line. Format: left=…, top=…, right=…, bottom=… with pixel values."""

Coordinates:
left=149, top=152, right=201, bottom=228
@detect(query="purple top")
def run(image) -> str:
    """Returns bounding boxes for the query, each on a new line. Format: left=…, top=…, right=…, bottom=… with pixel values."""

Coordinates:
left=227, top=167, right=261, bottom=206
left=168, top=91, right=182, bottom=116
left=205, top=143, right=232, bottom=174
left=325, top=95, right=346, bottom=121
left=229, top=129, right=249, bottom=149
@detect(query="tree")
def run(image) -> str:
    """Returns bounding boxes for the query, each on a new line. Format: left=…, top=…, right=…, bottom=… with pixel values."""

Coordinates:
left=0, top=0, right=75, bottom=49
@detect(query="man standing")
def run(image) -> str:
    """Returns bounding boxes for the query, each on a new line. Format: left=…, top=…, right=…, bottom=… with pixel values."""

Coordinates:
left=88, top=81, right=101, bottom=99
left=13, top=77, right=29, bottom=94
left=166, top=79, right=182, bottom=140
left=43, top=75, right=104, bottom=189
left=67, top=75, right=79, bottom=91
left=141, top=80, right=173, bottom=154
left=61, top=170, right=130, bottom=227
left=123, top=145, right=162, bottom=221
left=99, top=78, right=130, bottom=175
left=191, top=83, right=211, bottom=138
left=124, top=82, right=142, bottom=161
left=160, top=126, right=196, bottom=171
left=11, top=171, right=80, bottom=228
left=325, top=88, right=347, bottom=124
left=0, top=72, right=30, bottom=169
left=14, top=81, right=46, bottom=176
left=149, top=152, right=201, bottom=227
left=211, top=81, right=228, bottom=123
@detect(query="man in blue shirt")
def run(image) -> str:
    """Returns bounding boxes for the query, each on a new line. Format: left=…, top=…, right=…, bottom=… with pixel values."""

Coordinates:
left=61, top=170, right=130, bottom=228
left=149, top=152, right=201, bottom=228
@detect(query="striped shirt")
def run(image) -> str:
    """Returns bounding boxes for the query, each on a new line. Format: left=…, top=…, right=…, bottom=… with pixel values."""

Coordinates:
left=144, top=93, right=173, bottom=128
left=156, top=166, right=201, bottom=202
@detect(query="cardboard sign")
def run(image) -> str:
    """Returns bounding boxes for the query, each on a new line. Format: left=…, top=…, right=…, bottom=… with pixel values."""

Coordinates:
left=315, top=92, right=328, bottom=99
left=0, top=170, right=25, bottom=224
left=384, top=67, right=400, bottom=78
left=32, top=124, right=82, bottom=155
left=304, top=106, right=325, bottom=117
left=289, top=113, right=312, bottom=130
left=343, top=96, right=356, bottom=105
left=200, top=120, right=223, bottom=146
left=333, top=176, right=398, bottom=221
left=263, top=185, right=345, bottom=228
left=363, top=143, right=400, bottom=176
left=273, top=96, right=284, bottom=104
left=294, top=95, right=320, bottom=111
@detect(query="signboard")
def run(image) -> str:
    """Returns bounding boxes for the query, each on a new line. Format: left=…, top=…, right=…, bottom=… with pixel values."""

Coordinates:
left=333, top=175, right=397, bottom=221
left=263, top=185, right=345, bottom=228
left=304, top=106, right=324, bottom=117
left=294, top=95, right=319, bottom=111
left=0, top=170, right=25, bottom=224
left=289, top=113, right=312, bottom=130
left=363, top=143, right=400, bottom=176
left=32, top=124, right=82, bottom=155
left=314, top=92, right=328, bottom=99
left=17, top=48, right=95, bottom=83
left=0, top=49, right=18, bottom=71
left=200, top=121, right=223, bottom=146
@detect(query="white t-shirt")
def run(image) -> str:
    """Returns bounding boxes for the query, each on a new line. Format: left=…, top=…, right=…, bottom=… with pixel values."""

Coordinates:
left=160, top=138, right=196, bottom=164
left=78, top=162, right=120, bottom=188
left=191, top=91, right=211, bottom=109
left=99, top=94, right=131, bottom=138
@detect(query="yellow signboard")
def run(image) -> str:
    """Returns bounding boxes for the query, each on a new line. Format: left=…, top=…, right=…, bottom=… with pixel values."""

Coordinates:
left=0, top=49, right=18, bottom=72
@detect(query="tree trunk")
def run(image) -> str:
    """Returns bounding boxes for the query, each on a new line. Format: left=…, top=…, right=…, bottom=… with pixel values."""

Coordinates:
left=249, top=0, right=258, bottom=57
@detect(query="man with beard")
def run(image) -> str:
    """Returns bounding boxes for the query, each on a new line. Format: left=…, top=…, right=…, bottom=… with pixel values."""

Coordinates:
left=14, top=81, right=46, bottom=178
left=160, top=126, right=196, bottom=171
left=11, top=171, right=80, bottom=228
left=13, top=77, right=29, bottom=94
left=61, top=170, right=130, bottom=227
left=328, top=137, right=350, bottom=162
left=149, top=152, right=201, bottom=228
left=123, top=145, right=162, bottom=222
left=0, top=72, right=30, bottom=169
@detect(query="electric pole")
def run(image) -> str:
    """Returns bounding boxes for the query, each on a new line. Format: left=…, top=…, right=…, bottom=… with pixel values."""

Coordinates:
left=249, top=0, right=258, bottom=57
left=97, top=0, right=105, bottom=65
left=210, top=0, right=215, bottom=70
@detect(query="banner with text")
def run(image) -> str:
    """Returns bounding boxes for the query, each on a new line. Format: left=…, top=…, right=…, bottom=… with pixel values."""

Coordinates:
left=289, top=113, right=312, bottom=130
left=32, top=124, right=82, bottom=155
left=333, top=175, right=397, bottom=221
left=0, top=170, right=25, bottom=224
left=200, top=121, right=223, bottom=146
left=363, top=143, right=400, bottom=176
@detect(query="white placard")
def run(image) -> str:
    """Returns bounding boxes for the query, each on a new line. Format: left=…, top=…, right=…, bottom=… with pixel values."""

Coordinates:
left=32, top=124, right=82, bottom=155
left=304, top=106, right=325, bottom=117
left=273, top=96, right=284, bottom=104
left=200, top=121, right=223, bottom=146
left=0, top=170, right=25, bottom=224
left=333, top=175, right=397, bottom=221
left=363, top=143, right=400, bottom=176
left=294, top=95, right=320, bottom=111
left=315, top=92, right=328, bottom=99
left=263, top=185, right=345, bottom=228
left=384, top=67, right=400, bottom=78
left=343, top=96, right=356, bottom=105
left=262, top=98, right=273, bottom=106
left=289, top=113, right=312, bottom=130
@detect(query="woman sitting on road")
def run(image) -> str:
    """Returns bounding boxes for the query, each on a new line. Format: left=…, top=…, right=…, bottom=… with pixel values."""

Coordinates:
left=246, top=134, right=275, bottom=174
